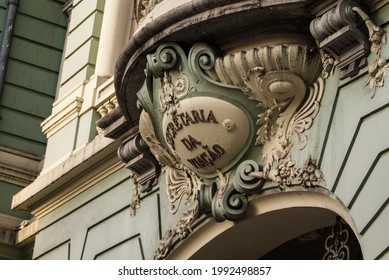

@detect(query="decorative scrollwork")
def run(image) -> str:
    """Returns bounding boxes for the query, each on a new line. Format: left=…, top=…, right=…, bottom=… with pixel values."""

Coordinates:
left=212, top=183, right=248, bottom=222
left=323, top=218, right=350, bottom=260
left=146, top=44, right=179, bottom=78
left=188, top=43, right=233, bottom=87
left=233, top=160, right=266, bottom=194
left=165, top=166, right=202, bottom=214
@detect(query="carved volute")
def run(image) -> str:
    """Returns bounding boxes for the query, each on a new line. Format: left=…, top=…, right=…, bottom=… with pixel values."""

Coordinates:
left=113, top=0, right=386, bottom=259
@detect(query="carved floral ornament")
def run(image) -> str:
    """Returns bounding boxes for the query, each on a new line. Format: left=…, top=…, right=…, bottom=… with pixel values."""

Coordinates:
left=123, top=0, right=387, bottom=259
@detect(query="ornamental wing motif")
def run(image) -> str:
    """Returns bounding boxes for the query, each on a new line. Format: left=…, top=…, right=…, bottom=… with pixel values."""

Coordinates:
left=290, top=77, right=324, bottom=149
left=165, top=166, right=202, bottom=214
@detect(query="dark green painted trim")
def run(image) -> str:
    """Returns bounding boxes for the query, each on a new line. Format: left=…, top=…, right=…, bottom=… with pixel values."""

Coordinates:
left=348, top=148, right=389, bottom=209
left=375, top=245, right=389, bottom=260
left=329, top=104, right=389, bottom=193
left=33, top=238, right=71, bottom=260
left=360, top=197, right=388, bottom=235
left=93, top=234, right=141, bottom=260
left=138, top=237, right=145, bottom=260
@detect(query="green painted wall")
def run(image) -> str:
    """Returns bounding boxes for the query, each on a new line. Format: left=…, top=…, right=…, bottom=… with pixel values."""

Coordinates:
left=0, top=0, right=68, bottom=258
left=0, top=181, right=30, bottom=220
left=0, top=0, right=67, bottom=156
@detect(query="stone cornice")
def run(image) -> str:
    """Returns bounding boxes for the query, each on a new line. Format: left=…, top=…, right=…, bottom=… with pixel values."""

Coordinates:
left=41, top=93, right=84, bottom=137
left=11, top=135, right=121, bottom=216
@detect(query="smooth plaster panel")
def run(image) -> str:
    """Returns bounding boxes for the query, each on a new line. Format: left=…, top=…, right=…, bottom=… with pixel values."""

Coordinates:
left=334, top=107, right=389, bottom=206
left=36, top=241, right=70, bottom=260
left=349, top=151, right=389, bottom=233
left=43, top=118, right=78, bottom=169
left=58, top=66, right=95, bottom=98
left=74, top=109, right=99, bottom=150
left=360, top=205, right=389, bottom=259
left=94, top=237, right=143, bottom=260
left=80, top=201, right=159, bottom=260
left=38, top=169, right=130, bottom=230
left=31, top=165, right=162, bottom=259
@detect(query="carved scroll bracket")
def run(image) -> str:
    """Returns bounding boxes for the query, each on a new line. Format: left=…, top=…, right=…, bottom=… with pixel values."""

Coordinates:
left=310, top=0, right=388, bottom=91
left=118, top=133, right=161, bottom=196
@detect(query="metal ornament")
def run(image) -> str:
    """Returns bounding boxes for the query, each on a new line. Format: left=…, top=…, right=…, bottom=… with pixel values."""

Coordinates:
left=323, top=218, right=350, bottom=260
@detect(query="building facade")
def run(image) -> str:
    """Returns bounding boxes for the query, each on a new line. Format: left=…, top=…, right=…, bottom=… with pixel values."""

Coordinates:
left=0, top=0, right=67, bottom=259
left=2, top=0, right=388, bottom=260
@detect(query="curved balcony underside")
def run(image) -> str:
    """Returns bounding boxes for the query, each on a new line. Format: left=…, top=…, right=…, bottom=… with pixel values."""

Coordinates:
left=115, top=0, right=320, bottom=121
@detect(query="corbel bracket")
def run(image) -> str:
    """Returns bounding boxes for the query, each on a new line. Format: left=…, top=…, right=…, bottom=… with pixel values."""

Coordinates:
left=310, top=0, right=386, bottom=80
left=117, top=133, right=161, bottom=193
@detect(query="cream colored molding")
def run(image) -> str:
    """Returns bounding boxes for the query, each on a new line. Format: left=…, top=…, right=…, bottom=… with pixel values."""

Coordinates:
left=167, top=189, right=357, bottom=260
left=12, top=134, right=118, bottom=215
left=0, top=147, right=42, bottom=187
left=95, top=76, right=115, bottom=102
left=0, top=213, right=23, bottom=231
left=0, top=228, right=16, bottom=245
left=15, top=220, right=38, bottom=245
left=79, top=74, right=112, bottom=116
left=94, top=77, right=118, bottom=134
left=41, top=81, right=87, bottom=138
left=32, top=158, right=123, bottom=219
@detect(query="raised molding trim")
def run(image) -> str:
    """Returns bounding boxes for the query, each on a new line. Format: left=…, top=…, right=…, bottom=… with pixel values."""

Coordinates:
left=11, top=134, right=119, bottom=215
left=41, top=95, right=84, bottom=138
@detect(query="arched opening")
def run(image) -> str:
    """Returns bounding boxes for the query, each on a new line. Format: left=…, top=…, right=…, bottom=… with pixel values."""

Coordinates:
left=168, top=190, right=363, bottom=260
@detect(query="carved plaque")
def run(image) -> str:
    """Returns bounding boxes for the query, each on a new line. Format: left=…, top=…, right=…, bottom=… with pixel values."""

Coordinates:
left=162, top=96, right=250, bottom=174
